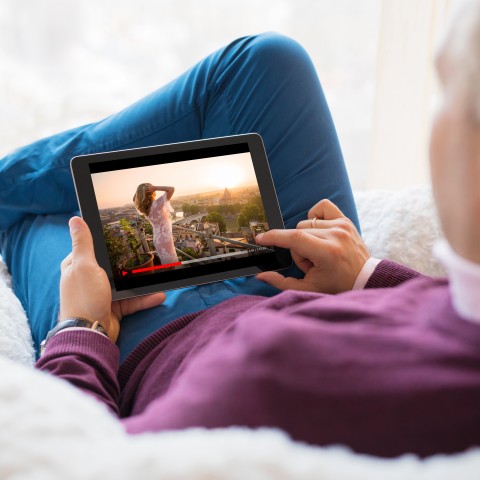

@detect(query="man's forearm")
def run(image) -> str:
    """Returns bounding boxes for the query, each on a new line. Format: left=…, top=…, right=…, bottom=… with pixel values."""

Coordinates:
left=36, top=330, right=121, bottom=416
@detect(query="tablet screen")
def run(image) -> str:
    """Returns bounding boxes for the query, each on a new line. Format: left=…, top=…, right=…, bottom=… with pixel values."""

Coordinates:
left=72, top=134, right=291, bottom=300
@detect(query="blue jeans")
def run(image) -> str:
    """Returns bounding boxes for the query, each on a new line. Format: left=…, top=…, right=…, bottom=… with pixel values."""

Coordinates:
left=0, top=33, right=359, bottom=362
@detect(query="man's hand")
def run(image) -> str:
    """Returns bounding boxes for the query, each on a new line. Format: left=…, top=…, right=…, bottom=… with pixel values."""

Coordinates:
left=255, top=199, right=370, bottom=294
left=59, top=217, right=166, bottom=342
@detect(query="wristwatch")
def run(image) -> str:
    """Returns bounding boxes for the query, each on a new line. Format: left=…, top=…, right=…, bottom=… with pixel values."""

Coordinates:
left=40, top=318, right=109, bottom=356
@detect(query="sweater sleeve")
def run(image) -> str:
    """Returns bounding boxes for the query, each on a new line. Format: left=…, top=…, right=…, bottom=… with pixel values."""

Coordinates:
left=365, top=259, right=428, bottom=289
left=35, top=330, right=121, bottom=416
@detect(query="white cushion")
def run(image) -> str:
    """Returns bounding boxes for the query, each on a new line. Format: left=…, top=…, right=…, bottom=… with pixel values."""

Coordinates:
left=354, top=185, right=445, bottom=277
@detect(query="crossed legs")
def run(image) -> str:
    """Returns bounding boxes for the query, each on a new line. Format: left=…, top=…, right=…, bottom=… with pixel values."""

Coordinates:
left=0, top=33, right=359, bottom=360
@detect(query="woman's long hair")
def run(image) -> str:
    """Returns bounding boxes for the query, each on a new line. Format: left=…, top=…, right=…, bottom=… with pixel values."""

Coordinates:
left=133, top=183, right=154, bottom=216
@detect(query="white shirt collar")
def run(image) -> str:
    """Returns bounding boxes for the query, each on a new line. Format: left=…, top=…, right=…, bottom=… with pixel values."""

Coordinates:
left=433, top=239, right=480, bottom=323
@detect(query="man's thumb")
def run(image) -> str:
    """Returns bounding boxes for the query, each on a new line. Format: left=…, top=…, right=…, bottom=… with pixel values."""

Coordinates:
left=69, top=216, right=96, bottom=262
left=256, top=271, right=304, bottom=291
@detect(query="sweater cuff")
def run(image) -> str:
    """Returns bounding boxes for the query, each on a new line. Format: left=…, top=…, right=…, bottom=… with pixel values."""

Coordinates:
left=37, top=329, right=119, bottom=368
left=365, top=259, right=423, bottom=289
left=53, top=326, right=108, bottom=338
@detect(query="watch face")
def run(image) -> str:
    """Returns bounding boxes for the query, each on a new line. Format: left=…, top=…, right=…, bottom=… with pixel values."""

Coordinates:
left=39, top=339, right=47, bottom=356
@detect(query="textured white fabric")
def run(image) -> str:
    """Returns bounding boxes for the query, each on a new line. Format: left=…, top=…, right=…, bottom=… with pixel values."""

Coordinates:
left=354, top=185, right=445, bottom=277
left=1, top=354, right=479, bottom=480
left=0, top=260, right=34, bottom=366
left=434, top=238, right=480, bottom=323
left=2, top=185, right=479, bottom=479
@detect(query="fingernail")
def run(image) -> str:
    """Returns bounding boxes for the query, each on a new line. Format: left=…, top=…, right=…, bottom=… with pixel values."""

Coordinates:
left=256, top=233, right=264, bottom=241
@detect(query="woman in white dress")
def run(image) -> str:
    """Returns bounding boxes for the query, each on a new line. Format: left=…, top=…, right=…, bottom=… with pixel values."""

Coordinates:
left=133, top=183, right=179, bottom=265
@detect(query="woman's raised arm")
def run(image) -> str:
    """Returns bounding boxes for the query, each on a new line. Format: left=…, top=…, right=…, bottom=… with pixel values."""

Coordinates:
left=146, top=184, right=175, bottom=201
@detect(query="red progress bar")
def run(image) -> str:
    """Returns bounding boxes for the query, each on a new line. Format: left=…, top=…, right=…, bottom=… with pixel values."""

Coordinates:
left=122, top=261, right=182, bottom=276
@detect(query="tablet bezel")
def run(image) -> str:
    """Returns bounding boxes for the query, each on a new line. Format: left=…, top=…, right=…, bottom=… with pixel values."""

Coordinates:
left=71, top=133, right=291, bottom=301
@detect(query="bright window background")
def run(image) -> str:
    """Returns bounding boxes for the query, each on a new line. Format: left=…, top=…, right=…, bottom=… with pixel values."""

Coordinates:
left=0, top=0, right=460, bottom=190
left=0, top=0, right=381, bottom=191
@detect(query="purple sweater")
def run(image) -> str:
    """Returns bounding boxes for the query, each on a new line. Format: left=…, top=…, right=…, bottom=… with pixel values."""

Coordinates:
left=36, top=261, right=480, bottom=458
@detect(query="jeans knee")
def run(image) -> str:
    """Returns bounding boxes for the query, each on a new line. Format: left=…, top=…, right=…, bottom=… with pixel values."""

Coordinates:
left=241, top=32, right=314, bottom=74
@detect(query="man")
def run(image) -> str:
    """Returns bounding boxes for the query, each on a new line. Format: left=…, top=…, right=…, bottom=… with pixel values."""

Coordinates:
left=3, top=1, right=480, bottom=459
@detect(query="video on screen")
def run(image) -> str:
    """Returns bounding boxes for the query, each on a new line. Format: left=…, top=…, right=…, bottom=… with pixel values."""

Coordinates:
left=91, top=152, right=274, bottom=283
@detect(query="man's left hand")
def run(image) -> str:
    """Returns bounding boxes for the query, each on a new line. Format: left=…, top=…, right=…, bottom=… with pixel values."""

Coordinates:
left=59, top=217, right=166, bottom=342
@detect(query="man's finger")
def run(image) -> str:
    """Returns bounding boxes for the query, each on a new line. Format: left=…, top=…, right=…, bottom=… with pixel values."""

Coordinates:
left=69, top=216, right=96, bottom=263
left=296, top=218, right=347, bottom=230
left=256, top=229, right=324, bottom=259
left=256, top=272, right=315, bottom=292
left=308, top=199, right=346, bottom=221
left=292, top=251, right=313, bottom=274
left=117, top=292, right=167, bottom=317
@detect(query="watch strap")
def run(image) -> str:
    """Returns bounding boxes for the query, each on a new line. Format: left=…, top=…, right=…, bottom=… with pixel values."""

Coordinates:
left=40, top=318, right=108, bottom=356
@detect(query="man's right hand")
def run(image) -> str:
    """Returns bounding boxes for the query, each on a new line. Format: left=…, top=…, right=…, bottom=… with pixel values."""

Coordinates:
left=255, top=199, right=370, bottom=294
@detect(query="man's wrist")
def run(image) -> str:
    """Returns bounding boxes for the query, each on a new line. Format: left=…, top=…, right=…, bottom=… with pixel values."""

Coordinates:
left=40, top=318, right=109, bottom=356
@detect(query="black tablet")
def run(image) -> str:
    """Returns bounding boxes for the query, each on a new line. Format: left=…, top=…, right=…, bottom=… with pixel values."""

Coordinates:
left=71, top=133, right=291, bottom=300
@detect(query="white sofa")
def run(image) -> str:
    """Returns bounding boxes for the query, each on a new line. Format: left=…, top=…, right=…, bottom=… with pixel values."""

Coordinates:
left=2, top=186, right=479, bottom=480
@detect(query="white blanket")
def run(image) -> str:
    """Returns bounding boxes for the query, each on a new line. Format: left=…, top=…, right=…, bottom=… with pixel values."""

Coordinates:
left=3, top=186, right=479, bottom=480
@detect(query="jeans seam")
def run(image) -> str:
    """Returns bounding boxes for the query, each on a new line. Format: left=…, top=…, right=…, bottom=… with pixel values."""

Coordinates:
left=0, top=100, right=213, bottom=195
left=221, top=91, right=233, bottom=134
left=93, top=102, right=208, bottom=152
left=90, top=83, right=218, bottom=152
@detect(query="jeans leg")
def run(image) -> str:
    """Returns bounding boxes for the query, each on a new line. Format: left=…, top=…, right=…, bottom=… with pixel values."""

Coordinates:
left=0, top=33, right=358, bottom=361
left=205, top=34, right=358, bottom=230
left=187, top=32, right=360, bottom=302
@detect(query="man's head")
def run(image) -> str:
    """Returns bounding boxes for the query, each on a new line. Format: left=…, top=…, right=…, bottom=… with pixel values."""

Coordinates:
left=429, top=0, right=480, bottom=263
